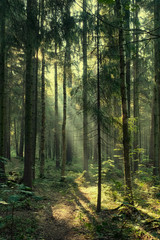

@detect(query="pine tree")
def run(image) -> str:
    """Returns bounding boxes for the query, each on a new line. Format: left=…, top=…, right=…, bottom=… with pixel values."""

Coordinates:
left=83, top=0, right=89, bottom=176
left=116, top=0, right=133, bottom=203
left=0, top=0, right=6, bottom=182
left=24, top=0, right=37, bottom=187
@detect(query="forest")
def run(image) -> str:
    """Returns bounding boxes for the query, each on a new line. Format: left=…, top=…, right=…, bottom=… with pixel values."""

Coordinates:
left=0, top=0, right=160, bottom=239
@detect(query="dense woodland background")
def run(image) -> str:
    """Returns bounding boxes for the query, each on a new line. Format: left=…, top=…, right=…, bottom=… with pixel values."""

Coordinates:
left=1, top=0, right=160, bottom=239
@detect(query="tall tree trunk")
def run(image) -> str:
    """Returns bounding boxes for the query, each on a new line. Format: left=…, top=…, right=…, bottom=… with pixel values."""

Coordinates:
left=133, top=0, right=139, bottom=173
left=149, top=96, right=154, bottom=166
left=4, top=97, right=11, bottom=160
left=61, top=50, right=67, bottom=181
left=32, top=50, right=38, bottom=180
left=19, top=79, right=25, bottom=158
left=0, top=0, right=6, bottom=182
left=66, top=7, right=73, bottom=164
left=83, top=0, right=89, bottom=176
left=116, top=0, right=133, bottom=204
left=24, top=0, right=37, bottom=188
left=54, top=43, right=60, bottom=169
left=39, top=0, right=45, bottom=178
left=153, top=84, right=159, bottom=176
left=39, top=51, right=45, bottom=178
left=14, top=118, right=19, bottom=157
left=124, top=0, right=131, bottom=118
left=96, top=2, right=102, bottom=213
left=4, top=63, right=11, bottom=161
left=154, top=0, right=160, bottom=177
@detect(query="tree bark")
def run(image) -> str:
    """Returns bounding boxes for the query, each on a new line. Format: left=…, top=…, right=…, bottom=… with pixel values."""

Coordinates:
left=61, top=50, right=67, bottom=181
left=116, top=0, right=133, bottom=204
left=133, top=0, right=139, bottom=173
left=149, top=96, right=154, bottom=166
left=4, top=64, right=11, bottom=161
left=83, top=0, right=89, bottom=176
left=24, top=0, right=37, bottom=187
left=4, top=97, right=11, bottom=160
left=40, top=49, right=45, bottom=178
left=54, top=43, right=60, bottom=169
left=96, top=2, right=102, bottom=213
left=19, top=87, right=25, bottom=159
left=14, top=118, right=19, bottom=157
left=0, top=0, right=6, bottom=182
left=124, top=0, right=131, bottom=118
left=154, top=0, right=160, bottom=178
left=39, top=0, right=45, bottom=179
left=32, top=50, right=38, bottom=180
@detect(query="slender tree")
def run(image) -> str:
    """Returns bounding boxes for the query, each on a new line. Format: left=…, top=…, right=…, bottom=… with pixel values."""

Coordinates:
left=153, top=84, right=159, bottom=176
left=32, top=50, right=39, bottom=179
left=61, top=48, right=67, bottom=181
left=116, top=0, right=133, bottom=203
left=96, top=2, right=102, bottom=213
left=19, top=79, right=25, bottom=159
left=133, top=0, right=140, bottom=173
left=14, top=118, right=19, bottom=156
left=0, top=0, right=6, bottom=182
left=124, top=0, right=131, bottom=118
left=40, top=0, right=45, bottom=178
left=54, top=42, right=60, bottom=169
left=83, top=0, right=89, bottom=176
left=61, top=1, right=73, bottom=180
left=154, top=0, right=160, bottom=177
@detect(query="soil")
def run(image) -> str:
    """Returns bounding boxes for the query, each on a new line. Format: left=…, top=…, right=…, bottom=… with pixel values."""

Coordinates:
left=33, top=180, right=97, bottom=240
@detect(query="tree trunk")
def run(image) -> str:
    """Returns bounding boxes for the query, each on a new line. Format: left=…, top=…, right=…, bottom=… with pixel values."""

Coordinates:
left=96, top=2, right=102, bottom=213
left=83, top=0, right=89, bottom=176
left=154, top=0, right=160, bottom=178
left=0, top=0, right=6, bottom=182
left=24, top=0, right=37, bottom=188
left=153, top=84, right=159, bottom=176
left=149, top=93, right=155, bottom=167
left=116, top=0, right=133, bottom=204
left=39, top=0, right=45, bottom=178
left=124, top=0, right=131, bottom=118
left=32, top=50, right=38, bottom=180
left=133, top=0, right=139, bottom=173
left=4, top=97, right=11, bottom=160
left=14, top=118, right=19, bottom=157
left=61, top=50, right=67, bottom=181
left=40, top=49, right=45, bottom=178
left=54, top=43, right=60, bottom=169
left=4, top=65, right=11, bottom=161
left=19, top=79, right=25, bottom=158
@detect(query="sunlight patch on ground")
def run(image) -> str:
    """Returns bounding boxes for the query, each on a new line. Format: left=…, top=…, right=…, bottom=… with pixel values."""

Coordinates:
left=78, top=184, right=120, bottom=210
left=51, top=203, right=80, bottom=227
left=138, top=206, right=160, bottom=219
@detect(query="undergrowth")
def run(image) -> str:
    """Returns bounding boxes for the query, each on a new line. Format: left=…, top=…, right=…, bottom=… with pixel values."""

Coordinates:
left=0, top=157, right=160, bottom=239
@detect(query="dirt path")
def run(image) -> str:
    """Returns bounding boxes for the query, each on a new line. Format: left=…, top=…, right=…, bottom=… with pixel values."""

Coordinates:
left=35, top=181, right=97, bottom=240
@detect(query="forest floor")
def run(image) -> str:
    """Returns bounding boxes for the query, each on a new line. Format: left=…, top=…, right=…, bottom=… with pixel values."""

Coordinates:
left=1, top=158, right=160, bottom=240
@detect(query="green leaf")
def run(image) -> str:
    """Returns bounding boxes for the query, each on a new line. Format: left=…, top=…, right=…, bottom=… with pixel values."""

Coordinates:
left=19, top=184, right=32, bottom=191
left=20, top=190, right=33, bottom=196
left=0, top=200, right=9, bottom=205
left=0, top=156, right=9, bottom=163
left=8, top=194, right=21, bottom=203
